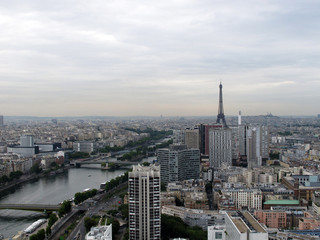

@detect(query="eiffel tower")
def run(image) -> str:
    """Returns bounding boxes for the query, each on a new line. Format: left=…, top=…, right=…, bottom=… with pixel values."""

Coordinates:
left=216, top=83, right=228, bottom=127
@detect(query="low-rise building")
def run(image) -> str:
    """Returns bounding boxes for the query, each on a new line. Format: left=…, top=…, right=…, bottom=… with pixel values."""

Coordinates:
left=263, top=200, right=300, bottom=210
left=162, top=205, right=224, bottom=230
left=225, top=211, right=268, bottom=240
left=221, top=189, right=262, bottom=210
left=208, top=226, right=226, bottom=240
left=299, top=212, right=320, bottom=230
left=85, top=224, right=112, bottom=240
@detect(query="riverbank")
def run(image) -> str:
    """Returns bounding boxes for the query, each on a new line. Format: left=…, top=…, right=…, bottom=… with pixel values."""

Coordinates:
left=0, top=166, right=127, bottom=238
left=0, top=165, right=71, bottom=196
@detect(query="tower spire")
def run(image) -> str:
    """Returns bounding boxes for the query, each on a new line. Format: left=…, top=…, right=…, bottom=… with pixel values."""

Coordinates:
left=216, top=83, right=228, bottom=127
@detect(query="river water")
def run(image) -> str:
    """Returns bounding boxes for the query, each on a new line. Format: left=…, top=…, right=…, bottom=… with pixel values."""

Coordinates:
left=0, top=165, right=127, bottom=238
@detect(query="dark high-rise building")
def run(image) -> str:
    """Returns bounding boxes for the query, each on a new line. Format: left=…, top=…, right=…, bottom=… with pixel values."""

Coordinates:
left=157, top=145, right=200, bottom=184
left=0, top=115, right=3, bottom=126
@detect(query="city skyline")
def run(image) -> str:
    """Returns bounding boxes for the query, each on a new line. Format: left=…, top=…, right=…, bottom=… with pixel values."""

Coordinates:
left=0, top=0, right=319, bottom=117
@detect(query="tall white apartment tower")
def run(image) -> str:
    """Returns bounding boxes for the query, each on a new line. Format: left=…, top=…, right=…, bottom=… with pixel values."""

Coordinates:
left=129, top=164, right=161, bottom=240
left=209, top=128, right=232, bottom=168
left=246, top=126, right=269, bottom=169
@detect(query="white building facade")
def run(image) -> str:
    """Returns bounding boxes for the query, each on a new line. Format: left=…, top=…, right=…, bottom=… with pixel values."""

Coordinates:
left=129, top=164, right=161, bottom=240
left=209, top=128, right=232, bottom=168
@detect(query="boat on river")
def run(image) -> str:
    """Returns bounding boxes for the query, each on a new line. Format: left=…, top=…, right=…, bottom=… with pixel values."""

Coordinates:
left=24, top=219, right=46, bottom=234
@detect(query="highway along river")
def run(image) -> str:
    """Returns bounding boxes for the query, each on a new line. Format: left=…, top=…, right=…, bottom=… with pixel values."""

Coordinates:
left=0, top=165, right=127, bottom=238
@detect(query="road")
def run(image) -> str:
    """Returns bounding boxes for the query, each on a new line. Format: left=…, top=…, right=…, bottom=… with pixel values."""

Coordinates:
left=67, top=191, right=126, bottom=240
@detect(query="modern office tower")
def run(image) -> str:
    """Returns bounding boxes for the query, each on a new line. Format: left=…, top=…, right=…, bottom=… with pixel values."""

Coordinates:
left=238, top=125, right=247, bottom=156
left=198, top=124, right=206, bottom=154
left=129, top=164, right=161, bottom=240
left=157, top=145, right=200, bottom=184
left=20, top=135, right=34, bottom=147
left=184, top=128, right=200, bottom=149
left=209, top=128, right=232, bottom=168
left=230, top=126, right=239, bottom=160
left=225, top=211, right=268, bottom=240
left=0, top=115, right=3, bottom=126
left=246, top=126, right=269, bottom=169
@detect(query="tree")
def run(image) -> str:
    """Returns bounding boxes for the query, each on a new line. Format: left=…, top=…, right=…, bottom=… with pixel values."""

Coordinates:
left=0, top=175, right=9, bottom=183
left=84, top=217, right=98, bottom=232
left=161, top=214, right=207, bottom=240
left=269, top=152, right=280, bottom=160
left=30, top=163, right=42, bottom=174
left=46, top=225, right=51, bottom=236
left=175, top=197, right=184, bottom=207
left=50, top=162, right=57, bottom=168
left=58, top=200, right=72, bottom=218
left=161, top=182, right=167, bottom=192
left=74, top=189, right=97, bottom=205
left=29, top=229, right=46, bottom=240
left=142, top=162, right=150, bottom=166
left=48, top=213, right=58, bottom=227
left=118, top=204, right=128, bottom=220
left=107, top=217, right=120, bottom=238
left=9, top=171, right=23, bottom=180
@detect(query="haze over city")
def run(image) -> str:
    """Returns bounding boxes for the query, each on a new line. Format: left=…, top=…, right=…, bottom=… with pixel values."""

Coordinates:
left=0, top=0, right=319, bottom=117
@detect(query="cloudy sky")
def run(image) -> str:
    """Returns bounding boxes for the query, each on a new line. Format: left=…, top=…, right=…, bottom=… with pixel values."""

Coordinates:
left=0, top=0, right=319, bottom=117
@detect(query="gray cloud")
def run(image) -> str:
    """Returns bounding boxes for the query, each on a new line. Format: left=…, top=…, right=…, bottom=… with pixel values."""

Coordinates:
left=0, top=0, right=319, bottom=116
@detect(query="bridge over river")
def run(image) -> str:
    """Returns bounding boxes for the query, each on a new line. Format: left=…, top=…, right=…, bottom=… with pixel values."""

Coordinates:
left=70, top=158, right=141, bottom=168
left=0, top=204, right=60, bottom=212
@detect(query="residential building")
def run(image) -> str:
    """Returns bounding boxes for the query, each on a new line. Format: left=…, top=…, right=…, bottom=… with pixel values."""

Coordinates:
left=85, top=224, right=112, bottom=240
left=221, top=189, right=262, bottom=210
left=225, top=211, right=268, bottom=240
left=20, top=135, right=34, bottom=147
left=162, top=205, right=224, bottom=231
left=73, top=141, right=98, bottom=153
left=209, top=127, right=232, bottom=168
left=246, top=126, right=269, bottom=169
left=184, top=128, right=200, bottom=149
left=129, top=164, right=161, bottom=240
left=208, top=226, right=226, bottom=240
left=157, top=145, right=200, bottom=184
left=263, top=200, right=300, bottom=210
left=282, top=175, right=320, bottom=201
left=254, top=210, right=287, bottom=228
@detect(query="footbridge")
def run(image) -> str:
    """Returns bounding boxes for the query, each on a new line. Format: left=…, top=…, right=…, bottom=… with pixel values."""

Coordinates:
left=0, top=204, right=60, bottom=212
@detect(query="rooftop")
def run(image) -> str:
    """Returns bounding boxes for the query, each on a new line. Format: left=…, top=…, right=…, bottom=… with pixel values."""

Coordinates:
left=264, top=200, right=299, bottom=205
left=227, top=211, right=266, bottom=234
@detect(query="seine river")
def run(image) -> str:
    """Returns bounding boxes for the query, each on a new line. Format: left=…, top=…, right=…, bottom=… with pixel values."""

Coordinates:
left=0, top=165, right=128, bottom=238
